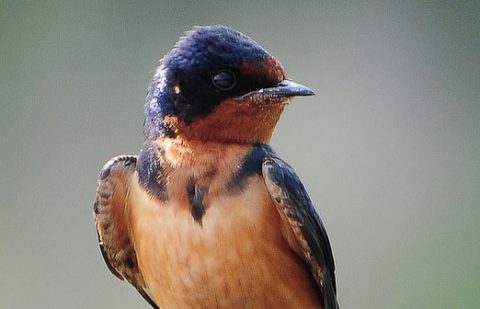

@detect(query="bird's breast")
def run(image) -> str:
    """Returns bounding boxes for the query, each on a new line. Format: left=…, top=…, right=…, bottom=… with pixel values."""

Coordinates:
left=127, top=144, right=321, bottom=308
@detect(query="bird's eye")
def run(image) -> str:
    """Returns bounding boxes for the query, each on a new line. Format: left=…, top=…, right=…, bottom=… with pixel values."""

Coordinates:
left=212, top=70, right=236, bottom=91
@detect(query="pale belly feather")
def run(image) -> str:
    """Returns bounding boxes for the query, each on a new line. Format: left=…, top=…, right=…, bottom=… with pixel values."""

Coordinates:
left=127, top=173, right=322, bottom=308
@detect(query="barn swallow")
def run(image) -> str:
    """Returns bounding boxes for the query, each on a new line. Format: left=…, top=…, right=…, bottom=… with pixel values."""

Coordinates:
left=94, top=25, right=338, bottom=308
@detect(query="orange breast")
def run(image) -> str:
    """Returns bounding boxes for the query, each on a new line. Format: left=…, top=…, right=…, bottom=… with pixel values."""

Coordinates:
left=127, top=173, right=322, bottom=309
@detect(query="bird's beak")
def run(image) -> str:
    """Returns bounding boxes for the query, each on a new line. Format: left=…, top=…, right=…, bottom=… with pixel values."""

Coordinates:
left=234, top=80, right=315, bottom=100
left=266, top=80, right=315, bottom=97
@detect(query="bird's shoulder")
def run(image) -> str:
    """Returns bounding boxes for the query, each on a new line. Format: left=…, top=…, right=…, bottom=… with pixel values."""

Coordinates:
left=93, top=155, right=158, bottom=309
left=261, top=153, right=339, bottom=309
left=225, top=143, right=339, bottom=308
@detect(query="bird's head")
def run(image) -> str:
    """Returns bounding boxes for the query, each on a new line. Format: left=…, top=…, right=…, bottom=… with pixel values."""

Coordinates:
left=145, top=25, right=314, bottom=144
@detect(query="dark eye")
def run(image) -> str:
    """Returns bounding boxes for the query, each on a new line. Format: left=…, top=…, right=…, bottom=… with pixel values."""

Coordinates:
left=212, top=70, right=236, bottom=91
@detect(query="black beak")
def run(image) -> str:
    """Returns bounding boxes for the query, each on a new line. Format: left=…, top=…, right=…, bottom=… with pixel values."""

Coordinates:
left=234, top=80, right=315, bottom=100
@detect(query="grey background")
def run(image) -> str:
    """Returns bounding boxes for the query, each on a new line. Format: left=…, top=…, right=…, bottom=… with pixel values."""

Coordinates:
left=1, top=1, right=479, bottom=308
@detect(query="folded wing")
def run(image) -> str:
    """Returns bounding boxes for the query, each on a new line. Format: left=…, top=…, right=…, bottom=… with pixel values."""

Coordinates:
left=93, top=155, right=158, bottom=309
left=262, top=156, right=339, bottom=309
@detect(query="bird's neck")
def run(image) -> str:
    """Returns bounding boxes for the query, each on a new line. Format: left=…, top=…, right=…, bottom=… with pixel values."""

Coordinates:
left=138, top=136, right=253, bottom=203
left=147, top=136, right=252, bottom=170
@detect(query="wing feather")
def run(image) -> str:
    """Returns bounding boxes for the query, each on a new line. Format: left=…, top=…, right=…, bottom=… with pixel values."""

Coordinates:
left=262, top=156, right=339, bottom=309
left=93, top=155, right=159, bottom=309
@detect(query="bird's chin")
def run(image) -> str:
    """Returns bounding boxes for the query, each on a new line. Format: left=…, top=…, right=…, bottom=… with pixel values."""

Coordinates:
left=162, top=98, right=285, bottom=144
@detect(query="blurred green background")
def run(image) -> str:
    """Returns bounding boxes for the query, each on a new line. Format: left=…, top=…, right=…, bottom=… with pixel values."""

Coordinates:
left=1, top=1, right=479, bottom=308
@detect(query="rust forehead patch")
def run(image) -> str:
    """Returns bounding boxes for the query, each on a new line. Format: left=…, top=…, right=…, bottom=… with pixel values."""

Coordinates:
left=240, top=57, right=285, bottom=84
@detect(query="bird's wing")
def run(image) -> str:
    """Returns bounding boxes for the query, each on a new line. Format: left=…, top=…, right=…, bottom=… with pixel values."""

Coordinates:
left=262, top=156, right=339, bottom=309
left=93, top=155, right=159, bottom=309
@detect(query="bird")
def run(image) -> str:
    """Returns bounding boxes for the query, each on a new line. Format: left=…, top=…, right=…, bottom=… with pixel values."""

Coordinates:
left=93, top=25, right=339, bottom=309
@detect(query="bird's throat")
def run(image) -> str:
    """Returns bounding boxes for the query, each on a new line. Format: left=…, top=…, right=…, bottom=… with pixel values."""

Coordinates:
left=163, top=98, right=286, bottom=144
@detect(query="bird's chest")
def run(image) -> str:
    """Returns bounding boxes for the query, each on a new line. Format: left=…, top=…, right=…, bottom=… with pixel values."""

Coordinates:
left=128, top=172, right=293, bottom=308
left=128, top=141, right=321, bottom=308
